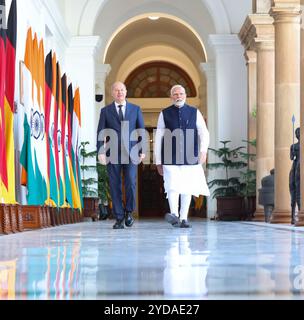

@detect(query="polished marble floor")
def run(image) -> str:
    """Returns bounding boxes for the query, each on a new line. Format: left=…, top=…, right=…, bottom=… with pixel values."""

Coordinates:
left=0, top=219, right=304, bottom=300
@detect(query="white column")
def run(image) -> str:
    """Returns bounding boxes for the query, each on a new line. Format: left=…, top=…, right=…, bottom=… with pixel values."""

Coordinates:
left=208, top=34, right=248, bottom=148
left=66, top=36, right=102, bottom=193
left=200, top=62, right=217, bottom=219
left=95, top=64, right=111, bottom=120
left=66, top=36, right=102, bottom=148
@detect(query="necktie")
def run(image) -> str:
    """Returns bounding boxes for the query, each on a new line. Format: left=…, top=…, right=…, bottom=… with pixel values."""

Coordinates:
left=118, top=105, right=124, bottom=121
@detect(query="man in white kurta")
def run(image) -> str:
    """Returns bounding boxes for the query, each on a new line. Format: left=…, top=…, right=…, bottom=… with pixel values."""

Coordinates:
left=155, top=85, right=210, bottom=228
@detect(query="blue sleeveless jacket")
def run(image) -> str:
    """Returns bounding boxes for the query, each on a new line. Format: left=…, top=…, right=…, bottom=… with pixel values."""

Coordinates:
left=161, top=104, right=198, bottom=165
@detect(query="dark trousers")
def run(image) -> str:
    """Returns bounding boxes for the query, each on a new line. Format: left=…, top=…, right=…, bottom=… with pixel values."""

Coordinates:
left=107, top=163, right=137, bottom=220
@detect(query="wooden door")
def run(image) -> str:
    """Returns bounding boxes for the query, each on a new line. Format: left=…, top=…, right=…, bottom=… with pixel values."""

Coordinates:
left=138, top=164, right=169, bottom=217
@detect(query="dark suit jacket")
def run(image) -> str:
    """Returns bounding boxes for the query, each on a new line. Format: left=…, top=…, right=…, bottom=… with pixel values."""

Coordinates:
left=96, top=101, right=146, bottom=162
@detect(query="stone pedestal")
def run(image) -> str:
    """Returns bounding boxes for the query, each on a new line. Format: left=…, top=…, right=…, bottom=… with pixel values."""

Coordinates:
left=9, top=205, right=18, bottom=233
left=0, top=204, right=12, bottom=234
left=21, top=205, right=43, bottom=229
left=16, top=205, right=24, bottom=232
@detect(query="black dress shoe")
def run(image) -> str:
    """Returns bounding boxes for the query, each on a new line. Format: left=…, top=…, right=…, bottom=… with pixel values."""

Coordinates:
left=100, top=213, right=109, bottom=221
left=125, top=212, right=134, bottom=227
left=113, top=219, right=124, bottom=229
left=165, top=213, right=180, bottom=227
left=180, top=220, right=191, bottom=228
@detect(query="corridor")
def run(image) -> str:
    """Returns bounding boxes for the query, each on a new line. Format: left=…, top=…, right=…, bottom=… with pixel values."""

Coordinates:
left=0, top=219, right=304, bottom=300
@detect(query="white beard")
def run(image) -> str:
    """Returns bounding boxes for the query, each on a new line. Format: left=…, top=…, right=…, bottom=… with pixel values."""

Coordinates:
left=174, top=99, right=186, bottom=108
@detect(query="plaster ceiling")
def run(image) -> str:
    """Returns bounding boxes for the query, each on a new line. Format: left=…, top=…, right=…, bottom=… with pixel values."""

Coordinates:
left=104, top=17, right=206, bottom=65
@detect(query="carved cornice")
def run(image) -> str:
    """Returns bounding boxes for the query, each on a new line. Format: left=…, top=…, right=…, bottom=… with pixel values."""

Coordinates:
left=239, top=14, right=275, bottom=50
left=239, top=16, right=257, bottom=50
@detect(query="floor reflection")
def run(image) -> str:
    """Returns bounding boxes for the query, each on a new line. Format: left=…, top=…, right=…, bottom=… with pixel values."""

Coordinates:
left=17, top=243, right=82, bottom=300
left=163, top=234, right=209, bottom=298
left=0, top=220, right=304, bottom=299
left=0, top=260, right=17, bottom=299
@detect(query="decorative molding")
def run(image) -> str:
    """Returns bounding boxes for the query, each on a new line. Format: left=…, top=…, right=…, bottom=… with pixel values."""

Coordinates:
left=41, top=0, right=71, bottom=50
left=239, top=14, right=274, bottom=51
left=96, top=64, right=112, bottom=84
left=270, top=0, right=302, bottom=23
left=96, top=64, right=112, bottom=77
left=67, top=36, right=102, bottom=58
left=209, top=34, right=243, bottom=54
left=200, top=62, right=216, bottom=79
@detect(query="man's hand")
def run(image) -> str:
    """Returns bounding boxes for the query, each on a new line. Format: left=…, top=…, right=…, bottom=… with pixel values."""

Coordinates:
left=199, top=152, right=207, bottom=164
left=139, top=153, right=146, bottom=163
left=157, top=165, right=163, bottom=176
left=98, top=154, right=107, bottom=165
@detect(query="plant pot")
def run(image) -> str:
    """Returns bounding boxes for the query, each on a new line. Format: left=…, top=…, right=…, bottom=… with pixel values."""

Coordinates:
left=244, top=195, right=256, bottom=220
left=216, top=196, right=245, bottom=221
left=83, top=197, right=99, bottom=221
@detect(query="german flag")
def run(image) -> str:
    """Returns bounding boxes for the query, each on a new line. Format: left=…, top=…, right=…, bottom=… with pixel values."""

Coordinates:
left=0, top=0, right=8, bottom=198
left=45, top=50, right=52, bottom=200
left=49, top=52, right=59, bottom=206
left=68, top=84, right=81, bottom=210
left=3, top=0, right=17, bottom=203
left=61, top=73, right=72, bottom=207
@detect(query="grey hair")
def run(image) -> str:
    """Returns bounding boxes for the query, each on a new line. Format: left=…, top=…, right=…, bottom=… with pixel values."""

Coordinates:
left=170, top=85, right=186, bottom=96
left=111, top=82, right=127, bottom=92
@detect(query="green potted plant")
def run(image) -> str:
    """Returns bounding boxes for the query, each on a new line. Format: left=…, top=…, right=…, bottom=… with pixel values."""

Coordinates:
left=239, top=139, right=256, bottom=220
left=207, top=140, right=247, bottom=220
left=80, top=141, right=99, bottom=221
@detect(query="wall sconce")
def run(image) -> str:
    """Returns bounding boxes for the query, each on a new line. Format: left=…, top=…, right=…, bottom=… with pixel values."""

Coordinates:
left=95, top=94, right=103, bottom=102
left=95, top=84, right=103, bottom=102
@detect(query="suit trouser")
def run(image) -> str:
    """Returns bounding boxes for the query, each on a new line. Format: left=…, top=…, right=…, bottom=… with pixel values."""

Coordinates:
left=107, top=162, right=137, bottom=220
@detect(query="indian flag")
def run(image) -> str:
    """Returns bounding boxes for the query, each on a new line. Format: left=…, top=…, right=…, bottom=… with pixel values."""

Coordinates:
left=20, top=29, right=47, bottom=205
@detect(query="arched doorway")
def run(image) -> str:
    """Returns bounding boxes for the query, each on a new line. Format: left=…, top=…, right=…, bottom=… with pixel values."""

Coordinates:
left=101, top=15, right=208, bottom=218
left=125, top=61, right=197, bottom=98
left=124, top=61, right=203, bottom=217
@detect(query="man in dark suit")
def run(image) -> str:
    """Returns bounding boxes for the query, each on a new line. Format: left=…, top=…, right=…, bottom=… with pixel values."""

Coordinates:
left=97, top=82, right=146, bottom=229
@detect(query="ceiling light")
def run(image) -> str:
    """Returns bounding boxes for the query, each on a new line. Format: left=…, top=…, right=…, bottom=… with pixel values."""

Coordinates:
left=148, top=16, right=160, bottom=21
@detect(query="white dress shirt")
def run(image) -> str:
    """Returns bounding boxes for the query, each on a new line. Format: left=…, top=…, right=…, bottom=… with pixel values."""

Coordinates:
left=154, top=106, right=210, bottom=197
left=115, top=102, right=126, bottom=118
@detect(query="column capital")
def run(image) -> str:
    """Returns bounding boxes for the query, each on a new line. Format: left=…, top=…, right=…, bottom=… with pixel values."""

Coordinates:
left=270, top=0, right=302, bottom=24
left=209, top=34, right=243, bottom=55
left=200, top=62, right=216, bottom=79
left=96, top=64, right=111, bottom=82
left=67, top=36, right=103, bottom=59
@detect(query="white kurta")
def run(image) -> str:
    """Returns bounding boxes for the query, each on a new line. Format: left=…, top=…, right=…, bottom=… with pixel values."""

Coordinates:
left=155, top=107, right=210, bottom=197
